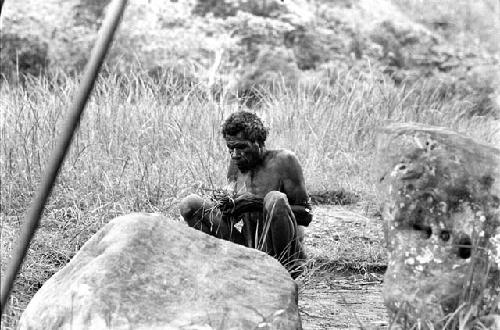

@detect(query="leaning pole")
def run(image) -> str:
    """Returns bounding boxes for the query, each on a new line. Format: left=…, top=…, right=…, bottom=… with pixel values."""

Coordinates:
left=0, top=0, right=128, bottom=316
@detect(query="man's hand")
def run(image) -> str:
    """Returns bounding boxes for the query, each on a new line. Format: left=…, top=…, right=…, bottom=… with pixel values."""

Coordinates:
left=217, top=195, right=236, bottom=216
left=232, top=192, right=264, bottom=215
left=216, top=192, right=262, bottom=215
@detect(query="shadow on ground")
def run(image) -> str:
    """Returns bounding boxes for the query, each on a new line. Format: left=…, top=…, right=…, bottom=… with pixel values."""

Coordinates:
left=297, top=204, right=389, bottom=329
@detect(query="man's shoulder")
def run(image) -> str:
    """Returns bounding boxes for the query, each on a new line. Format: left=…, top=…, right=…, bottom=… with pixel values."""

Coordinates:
left=266, top=148, right=297, bottom=158
left=264, top=149, right=306, bottom=187
left=265, top=149, right=302, bottom=167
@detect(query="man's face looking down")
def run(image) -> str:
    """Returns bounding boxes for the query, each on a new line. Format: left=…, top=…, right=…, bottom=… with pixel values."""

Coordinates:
left=225, top=133, right=262, bottom=172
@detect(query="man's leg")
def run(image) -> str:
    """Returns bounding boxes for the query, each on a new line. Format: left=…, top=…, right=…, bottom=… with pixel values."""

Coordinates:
left=259, top=191, right=306, bottom=278
left=179, top=194, right=245, bottom=244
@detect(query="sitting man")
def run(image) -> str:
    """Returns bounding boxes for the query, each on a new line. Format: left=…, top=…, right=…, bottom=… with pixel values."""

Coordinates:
left=179, top=111, right=312, bottom=278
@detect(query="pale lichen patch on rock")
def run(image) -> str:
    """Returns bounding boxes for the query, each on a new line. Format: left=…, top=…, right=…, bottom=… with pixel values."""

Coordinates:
left=376, top=123, right=500, bottom=327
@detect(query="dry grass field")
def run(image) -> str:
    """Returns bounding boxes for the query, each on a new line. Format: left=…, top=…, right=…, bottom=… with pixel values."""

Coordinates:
left=1, top=69, right=498, bottom=328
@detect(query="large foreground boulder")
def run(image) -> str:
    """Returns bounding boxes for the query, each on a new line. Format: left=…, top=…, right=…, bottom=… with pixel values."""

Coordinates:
left=376, top=123, right=500, bottom=328
left=19, top=213, right=301, bottom=329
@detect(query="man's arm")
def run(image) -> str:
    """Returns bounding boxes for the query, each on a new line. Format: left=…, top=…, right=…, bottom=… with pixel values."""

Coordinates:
left=279, top=151, right=313, bottom=227
left=290, top=204, right=313, bottom=226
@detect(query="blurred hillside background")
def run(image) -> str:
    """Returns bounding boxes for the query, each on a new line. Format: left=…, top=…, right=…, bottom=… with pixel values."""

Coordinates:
left=2, top=0, right=500, bottom=114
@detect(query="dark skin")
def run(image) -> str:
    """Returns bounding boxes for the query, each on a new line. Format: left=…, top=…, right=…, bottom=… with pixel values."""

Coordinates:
left=223, top=132, right=312, bottom=226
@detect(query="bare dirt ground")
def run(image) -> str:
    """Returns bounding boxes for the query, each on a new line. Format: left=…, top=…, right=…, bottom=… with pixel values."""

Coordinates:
left=298, top=205, right=390, bottom=329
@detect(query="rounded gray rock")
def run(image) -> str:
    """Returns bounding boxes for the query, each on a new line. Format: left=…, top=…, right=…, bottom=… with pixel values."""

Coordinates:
left=19, top=213, right=301, bottom=330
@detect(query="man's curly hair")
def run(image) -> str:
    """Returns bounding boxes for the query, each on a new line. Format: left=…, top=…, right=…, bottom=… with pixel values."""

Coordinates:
left=222, top=111, right=269, bottom=146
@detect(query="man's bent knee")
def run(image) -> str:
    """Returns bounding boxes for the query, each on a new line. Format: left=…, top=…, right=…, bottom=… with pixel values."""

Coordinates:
left=179, top=194, right=204, bottom=223
left=263, top=191, right=289, bottom=211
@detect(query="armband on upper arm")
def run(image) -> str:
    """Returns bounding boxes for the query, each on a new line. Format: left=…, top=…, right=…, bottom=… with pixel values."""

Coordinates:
left=302, top=197, right=312, bottom=213
left=293, top=198, right=313, bottom=226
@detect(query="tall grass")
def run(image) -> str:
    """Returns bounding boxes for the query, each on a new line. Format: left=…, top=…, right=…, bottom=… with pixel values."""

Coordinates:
left=1, top=69, right=498, bottom=328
